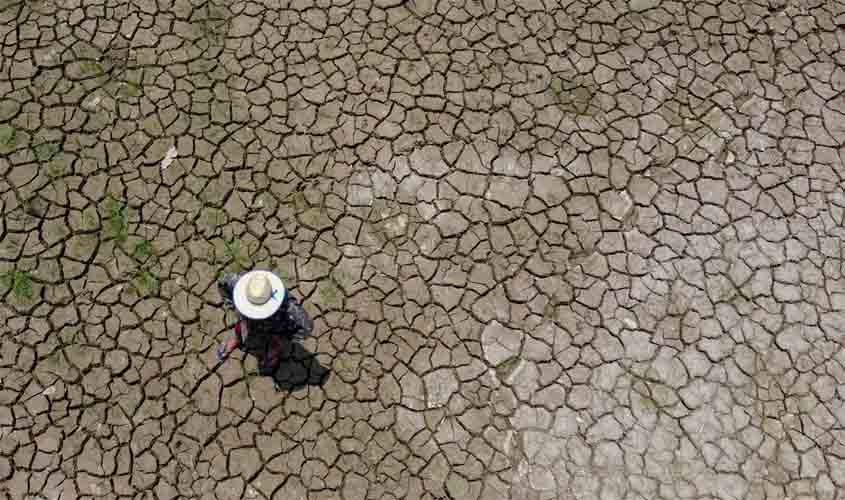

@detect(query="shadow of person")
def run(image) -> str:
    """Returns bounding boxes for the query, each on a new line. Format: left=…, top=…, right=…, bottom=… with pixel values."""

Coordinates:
left=232, top=315, right=327, bottom=392
left=267, top=338, right=330, bottom=392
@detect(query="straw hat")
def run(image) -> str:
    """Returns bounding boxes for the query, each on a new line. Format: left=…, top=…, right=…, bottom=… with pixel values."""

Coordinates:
left=232, top=270, right=286, bottom=319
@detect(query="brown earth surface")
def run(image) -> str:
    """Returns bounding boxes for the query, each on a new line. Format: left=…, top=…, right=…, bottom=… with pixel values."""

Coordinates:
left=3, top=0, right=845, bottom=499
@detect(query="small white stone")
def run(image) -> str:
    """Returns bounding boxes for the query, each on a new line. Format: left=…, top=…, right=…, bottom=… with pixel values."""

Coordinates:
left=161, top=146, right=178, bottom=170
left=84, top=95, right=101, bottom=109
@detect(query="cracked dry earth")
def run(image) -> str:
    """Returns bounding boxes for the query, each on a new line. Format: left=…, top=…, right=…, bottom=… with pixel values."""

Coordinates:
left=5, top=0, right=845, bottom=499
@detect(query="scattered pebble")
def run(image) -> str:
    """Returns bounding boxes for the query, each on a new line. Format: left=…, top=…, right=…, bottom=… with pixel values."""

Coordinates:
left=161, top=146, right=178, bottom=170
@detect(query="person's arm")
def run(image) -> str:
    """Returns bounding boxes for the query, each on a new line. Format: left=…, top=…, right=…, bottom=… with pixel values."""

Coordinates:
left=217, top=320, right=247, bottom=360
left=285, top=297, right=313, bottom=339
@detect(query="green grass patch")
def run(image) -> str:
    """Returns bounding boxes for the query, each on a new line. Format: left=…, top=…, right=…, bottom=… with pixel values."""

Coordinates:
left=34, top=142, right=60, bottom=162
left=102, top=197, right=129, bottom=243
left=133, top=239, right=153, bottom=261
left=223, top=239, right=251, bottom=272
left=0, top=124, right=18, bottom=150
left=130, top=268, right=159, bottom=297
left=2, top=269, right=34, bottom=300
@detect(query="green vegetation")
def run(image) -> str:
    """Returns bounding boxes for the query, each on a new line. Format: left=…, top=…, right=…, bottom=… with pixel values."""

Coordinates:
left=102, top=197, right=129, bottom=243
left=129, top=232, right=159, bottom=297
left=223, top=239, right=250, bottom=272
left=2, top=269, right=34, bottom=300
left=0, top=124, right=17, bottom=150
left=130, top=268, right=159, bottom=297
left=133, top=239, right=153, bottom=261
left=33, top=142, right=60, bottom=162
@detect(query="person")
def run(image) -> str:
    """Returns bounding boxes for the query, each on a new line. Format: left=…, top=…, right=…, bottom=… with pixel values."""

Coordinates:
left=215, top=269, right=313, bottom=382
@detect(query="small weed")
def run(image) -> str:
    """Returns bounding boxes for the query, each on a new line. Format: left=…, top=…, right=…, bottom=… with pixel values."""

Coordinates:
left=102, top=197, right=129, bottom=243
left=0, top=124, right=17, bottom=150
left=131, top=268, right=159, bottom=297
left=223, top=239, right=251, bottom=272
left=33, top=142, right=60, bottom=162
left=133, top=239, right=153, bottom=261
left=2, top=270, right=34, bottom=300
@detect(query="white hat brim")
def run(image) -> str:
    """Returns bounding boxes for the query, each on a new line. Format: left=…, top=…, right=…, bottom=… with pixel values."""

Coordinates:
left=233, top=271, right=286, bottom=319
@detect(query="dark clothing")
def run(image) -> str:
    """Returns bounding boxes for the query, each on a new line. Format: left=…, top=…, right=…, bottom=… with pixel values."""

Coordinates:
left=217, top=272, right=313, bottom=376
left=244, top=295, right=313, bottom=341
